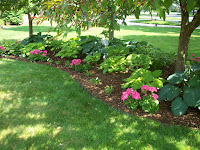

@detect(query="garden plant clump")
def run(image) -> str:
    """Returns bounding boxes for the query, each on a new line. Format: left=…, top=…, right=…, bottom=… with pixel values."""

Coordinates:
left=1, top=34, right=199, bottom=128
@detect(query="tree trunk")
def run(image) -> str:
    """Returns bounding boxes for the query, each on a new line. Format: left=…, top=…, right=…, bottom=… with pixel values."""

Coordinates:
left=109, top=28, right=114, bottom=41
left=28, top=12, right=33, bottom=37
left=175, top=1, right=200, bottom=72
left=175, top=30, right=191, bottom=71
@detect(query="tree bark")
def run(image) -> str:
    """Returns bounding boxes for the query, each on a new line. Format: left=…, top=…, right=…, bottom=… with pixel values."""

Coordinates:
left=108, top=6, right=114, bottom=41
left=175, top=1, right=200, bottom=71
left=28, top=11, right=33, bottom=37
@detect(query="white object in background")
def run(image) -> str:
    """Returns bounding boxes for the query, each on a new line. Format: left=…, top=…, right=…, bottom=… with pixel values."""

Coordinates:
left=101, top=38, right=109, bottom=46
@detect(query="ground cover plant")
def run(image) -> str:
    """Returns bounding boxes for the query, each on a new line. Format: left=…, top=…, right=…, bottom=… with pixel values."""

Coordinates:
left=0, top=58, right=200, bottom=149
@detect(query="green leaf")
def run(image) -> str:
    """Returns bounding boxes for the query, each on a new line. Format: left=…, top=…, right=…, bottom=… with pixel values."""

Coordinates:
left=143, top=71, right=153, bottom=82
left=183, top=86, right=200, bottom=107
left=189, top=75, right=200, bottom=88
left=171, top=97, right=189, bottom=116
left=135, top=7, right=140, bottom=19
left=191, top=63, right=200, bottom=72
left=152, top=70, right=162, bottom=78
left=158, top=84, right=181, bottom=101
left=164, top=0, right=173, bottom=9
left=186, top=0, right=194, bottom=13
left=167, top=71, right=185, bottom=84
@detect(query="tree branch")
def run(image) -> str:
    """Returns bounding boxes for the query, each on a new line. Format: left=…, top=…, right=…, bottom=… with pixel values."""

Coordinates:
left=188, top=8, right=200, bottom=33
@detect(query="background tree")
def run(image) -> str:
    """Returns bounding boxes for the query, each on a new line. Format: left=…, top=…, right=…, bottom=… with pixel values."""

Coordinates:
left=0, top=0, right=48, bottom=37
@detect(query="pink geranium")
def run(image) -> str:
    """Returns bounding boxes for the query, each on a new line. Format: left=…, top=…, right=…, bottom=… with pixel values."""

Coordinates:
left=29, top=51, right=34, bottom=55
left=0, top=46, right=5, bottom=51
left=152, top=94, right=159, bottom=100
left=70, top=59, right=81, bottom=65
left=148, top=87, right=157, bottom=93
left=131, top=91, right=141, bottom=100
left=141, top=85, right=149, bottom=92
left=42, top=54, right=46, bottom=57
left=34, top=49, right=39, bottom=54
left=43, top=50, right=47, bottom=54
left=121, top=92, right=129, bottom=101
left=126, top=88, right=133, bottom=94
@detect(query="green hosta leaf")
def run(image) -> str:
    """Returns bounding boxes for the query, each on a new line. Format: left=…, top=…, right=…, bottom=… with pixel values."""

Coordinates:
left=198, top=105, right=200, bottom=110
left=189, top=75, right=200, bottom=88
left=164, top=0, right=173, bottom=9
left=152, top=70, right=162, bottom=78
left=183, top=86, right=200, bottom=107
left=171, top=97, right=189, bottom=116
left=191, top=63, right=200, bottom=72
left=151, top=78, right=164, bottom=89
left=167, top=71, right=185, bottom=84
left=158, top=84, right=181, bottom=101
left=143, top=71, right=153, bottom=82
left=186, top=0, right=194, bottom=13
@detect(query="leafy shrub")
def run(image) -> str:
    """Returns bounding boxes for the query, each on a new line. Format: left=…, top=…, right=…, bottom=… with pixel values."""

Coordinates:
left=48, top=39, right=64, bottom=52
left=70, top=59, right=91, bottom=72
left=55, top=40, right=82, bottom=59
left=122, top=86, right=159, bottom=114
left=105, top=85, right=114, bottom=94
left=55, top=61, right=61, bottom=65
left=126, top=53, right=152, bottom=70
left=158, top=60, right=200, bottom=116
left=2, top=10, right=23, bottom=25
left=105, top=45, right=129, bottom=57
left=122, top=68, right=164, bottom=91
left=80, top=36, right=105, bottom=56
left=0, top=19, right=4, bottom=28
left=90, top=77, right=101, bottom=85
left=21, top=32, right=53, bottom=45
left=83, top=52, right=101, bottom=65
left=19, top=42, right=45, bottom=56
left=99, top=56, right=126, bottom=73
left=85, top=71, right=92, bottom=77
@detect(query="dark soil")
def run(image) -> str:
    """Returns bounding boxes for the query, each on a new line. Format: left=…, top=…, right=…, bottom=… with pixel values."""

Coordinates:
left=2, top=53, right=200, bottom=129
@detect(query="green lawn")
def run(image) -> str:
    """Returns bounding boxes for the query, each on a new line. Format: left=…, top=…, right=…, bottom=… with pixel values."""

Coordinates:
left=0, top=58, right=199, bottom=149
left=130, top=20, right=181, bottom=26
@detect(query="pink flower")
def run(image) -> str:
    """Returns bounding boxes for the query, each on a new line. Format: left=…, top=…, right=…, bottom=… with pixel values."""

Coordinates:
left=196, top=57, right=200, bottom=60
left=126, top=88, right=133, bottom=94
left=192, top=54, right=195, bottom=57
left=121, top=92, right=129, bottom=101
left=42, top=54, right=46, bottom=57
left=43, top=50, right=47, bottom=54
left=141, top=85, right=149, bottom=92
left=131, top=91, right=141, bottom=100
left=70, top=63, right=74, bottom=65
left=148, top=87, right=157, bottom=92
left=152, top=94, right=159, bottom=100
left=29, top=51, right=34, bottom=55
left=34, top=49, right=39, bottom=54
left=40, top=50, right=43, bottom=53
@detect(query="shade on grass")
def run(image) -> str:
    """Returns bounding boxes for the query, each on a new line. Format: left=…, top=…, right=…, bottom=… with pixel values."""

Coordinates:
left=0, top=58, right=199, bottom=149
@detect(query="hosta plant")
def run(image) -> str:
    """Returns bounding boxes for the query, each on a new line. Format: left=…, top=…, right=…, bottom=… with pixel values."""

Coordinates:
left=122, top=85, right=159, bottom=114
left=83, top=52, right=101, bottom=65
left=158, top=60, right=200, bottom=116
left=99, top=56, right=126, bottom=73
left=122, top=68, right=165, bottom=91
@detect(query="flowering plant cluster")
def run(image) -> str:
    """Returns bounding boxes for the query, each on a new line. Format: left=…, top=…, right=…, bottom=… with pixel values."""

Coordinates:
left=70, top=59, right=81, bottom=66
left=0, top=46, right=5, bottom=55
left=28, top=49, right=48, bottom=62
left=70, top=59, right=91, bottom=73
left=190, top=54, right=200, bottom=63
left=121, top=85, right=159, bottom=114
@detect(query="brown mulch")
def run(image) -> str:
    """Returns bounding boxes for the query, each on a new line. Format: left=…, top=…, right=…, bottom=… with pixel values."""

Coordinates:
left=2, top=54, right=200, bottom=129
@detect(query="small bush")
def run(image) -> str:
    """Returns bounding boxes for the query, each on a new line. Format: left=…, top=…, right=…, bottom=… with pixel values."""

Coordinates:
left=2, top=10, right=23, bottom=25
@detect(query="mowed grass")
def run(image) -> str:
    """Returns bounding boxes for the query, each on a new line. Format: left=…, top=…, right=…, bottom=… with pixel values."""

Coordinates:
left=130, top=20, right=181, bottom=26
left=0, top=58, right=200, bottom=149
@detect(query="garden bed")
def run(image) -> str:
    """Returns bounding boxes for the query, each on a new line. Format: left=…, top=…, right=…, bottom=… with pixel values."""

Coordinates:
left=3, top=54, right=200, bottom=129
